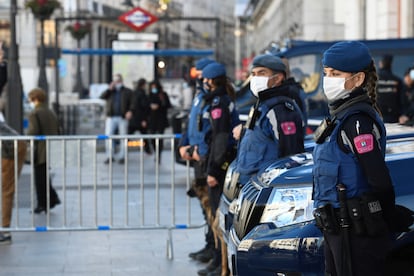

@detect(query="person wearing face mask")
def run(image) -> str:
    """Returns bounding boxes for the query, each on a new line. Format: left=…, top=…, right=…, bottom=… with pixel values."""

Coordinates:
left=178, top=58, right=217, bottom=263
left=27, top=88, right=61, bottom=214
left=312, top=41, right=410, bottom=276
left=232, top=54, right=305, bottom=186
left=147, top=80, right=171, bottom=163
left=100, top=73, right=134, bottom=164
left=196, top=62, right=239, bottom=276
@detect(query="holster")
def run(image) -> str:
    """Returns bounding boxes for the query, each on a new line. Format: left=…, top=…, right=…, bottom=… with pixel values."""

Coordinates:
left=313, top=204, right=339, bottom=234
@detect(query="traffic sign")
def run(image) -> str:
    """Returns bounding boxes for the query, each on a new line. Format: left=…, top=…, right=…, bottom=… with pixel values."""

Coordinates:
left=118, top=7, right=158, bottom=32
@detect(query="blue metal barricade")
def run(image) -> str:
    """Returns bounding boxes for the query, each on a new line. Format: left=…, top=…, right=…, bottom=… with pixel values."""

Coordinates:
left=0, top=134, right=205, bottom=259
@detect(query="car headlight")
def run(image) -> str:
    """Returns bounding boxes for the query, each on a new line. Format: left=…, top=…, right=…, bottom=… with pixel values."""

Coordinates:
left=260, top=186, right=314, bottom=227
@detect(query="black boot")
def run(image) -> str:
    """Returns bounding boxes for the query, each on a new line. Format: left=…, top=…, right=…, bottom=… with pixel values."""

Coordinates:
left=197, top=259, right=220, bottom=276
left=195, top=246, right=214, bottom=263
left=189, top=245, right=210, bottom=259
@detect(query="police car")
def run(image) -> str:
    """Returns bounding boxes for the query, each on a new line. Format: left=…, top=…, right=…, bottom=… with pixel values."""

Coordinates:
left=218, top=137, right=316, bottom=275
left=229, top=124, right=414, bottom=276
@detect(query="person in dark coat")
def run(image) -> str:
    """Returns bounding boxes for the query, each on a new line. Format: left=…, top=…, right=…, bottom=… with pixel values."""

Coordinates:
left=148, top=80, right=171, bottom=162
left=128, top=78, right=152, bottom=154
left=100, top=73, right=134, bottom=164
left=27, top=88, right=61, bottom=214
left=376, top=54, right=405, bottom=123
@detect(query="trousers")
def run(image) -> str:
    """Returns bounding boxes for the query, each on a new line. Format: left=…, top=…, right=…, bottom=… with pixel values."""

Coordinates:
left=324, top=230, right=392, bottom=276
left=34, top=163, right=60, bottom=208
left=105, top=116, right=128, bottom=159
left=2, top=141, right=26, bottom=227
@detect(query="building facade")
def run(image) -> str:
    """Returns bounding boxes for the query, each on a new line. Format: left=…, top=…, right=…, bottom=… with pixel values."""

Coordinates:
left=0, top=0, right=413, bottom=102
left=239, top=0, right=414, bottom=74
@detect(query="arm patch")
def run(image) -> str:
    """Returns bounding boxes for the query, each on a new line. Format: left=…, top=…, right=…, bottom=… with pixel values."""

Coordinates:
left=211, top=108, right=222, bottom=119
left=353, top=134, right=374, bottom=154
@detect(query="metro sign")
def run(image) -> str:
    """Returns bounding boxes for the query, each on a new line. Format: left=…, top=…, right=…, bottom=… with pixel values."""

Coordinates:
left=118, top=7, right=158, bottom=32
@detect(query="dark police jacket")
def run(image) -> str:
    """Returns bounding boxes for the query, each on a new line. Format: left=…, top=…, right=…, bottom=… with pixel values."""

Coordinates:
left=376, top=68, right=405, bottom=123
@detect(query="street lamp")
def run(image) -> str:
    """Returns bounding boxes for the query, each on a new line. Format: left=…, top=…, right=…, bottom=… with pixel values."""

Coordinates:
left=65, top=21, right=91, bottom=98
left=7, top=0, right=23, bottom=132
left=38, top=18, right=48, bottom=93
left=25, top=0, right=61, bottom=95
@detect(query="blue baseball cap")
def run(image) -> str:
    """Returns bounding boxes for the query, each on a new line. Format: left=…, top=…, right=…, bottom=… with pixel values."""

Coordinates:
left=323, top=41, right=372, bottom=72
left=202, top=62, right=226, bottom=79
left=195, top=58, right=215, bottom=70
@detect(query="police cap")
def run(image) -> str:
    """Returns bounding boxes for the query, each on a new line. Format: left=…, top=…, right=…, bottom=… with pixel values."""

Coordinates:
left=202, top=62, right=226, bottom=79
left=252, top=54, right=286, bottom=74
left=323, top=41, right=372, bottom=72
left=195, top=58, right=215, bottom=70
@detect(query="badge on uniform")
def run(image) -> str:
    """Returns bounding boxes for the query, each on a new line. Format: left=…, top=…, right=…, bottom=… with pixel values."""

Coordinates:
left=353, top=134, right=374, bottom=154
left=211, top=108, right=222, bottom=119
left=281, top=121, right=297, bottom=135
left=212, top=96, right=220, bottom=106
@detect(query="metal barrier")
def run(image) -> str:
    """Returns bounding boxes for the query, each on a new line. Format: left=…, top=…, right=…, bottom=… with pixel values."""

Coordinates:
left=0, top=134, right=204, bottom=259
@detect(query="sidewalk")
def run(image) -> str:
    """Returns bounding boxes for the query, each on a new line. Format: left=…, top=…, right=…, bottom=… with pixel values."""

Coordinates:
left=0, top=142, right=211, bottom=275
left=0, top=228, right=209, bottom=275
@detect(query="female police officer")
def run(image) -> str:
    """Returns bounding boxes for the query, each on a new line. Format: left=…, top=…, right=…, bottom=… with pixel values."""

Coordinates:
left=312, top=41, right=397, bottom=276
left=196, top=62, right=239, bottom=276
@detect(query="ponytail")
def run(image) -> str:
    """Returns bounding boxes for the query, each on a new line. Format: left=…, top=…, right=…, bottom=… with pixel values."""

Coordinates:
left=363, top=60, right=382, bottom=115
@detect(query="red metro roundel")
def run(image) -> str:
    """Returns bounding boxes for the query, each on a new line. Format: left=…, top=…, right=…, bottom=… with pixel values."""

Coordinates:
left=118, top=7, right=158, bottom=32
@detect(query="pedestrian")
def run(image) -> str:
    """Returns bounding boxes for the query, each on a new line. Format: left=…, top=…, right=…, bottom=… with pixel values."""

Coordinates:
left=399, top=66, right=414, bottom=125
left=376, top=54, right=405, bottom=123
left=178, top=57, right=216, bottom=263
left=128, top=78, right=152, bottom=154
left=100, top=73, right=133, bottom=164
left=312, top=40, right=398, bottom=276
left=0, top=120, right=26, bottom=244
left=148, top=80, right=171, bottom=163
left=197, top=62, right=239, bottom=276
left=27, top=88, right=61, bottom=214
left=232, top=54, right=305, bottom=186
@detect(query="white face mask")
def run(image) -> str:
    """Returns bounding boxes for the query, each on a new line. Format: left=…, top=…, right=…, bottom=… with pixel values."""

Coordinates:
left=29, top=102, right=36, bottom=109
left=323, top=76, right=353, bottom=102
left=250, top=76, right=269, bottom=97
left=115, top=83, right=122, bottom=90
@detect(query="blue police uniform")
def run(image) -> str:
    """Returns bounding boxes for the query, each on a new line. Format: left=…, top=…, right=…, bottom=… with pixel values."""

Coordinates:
left=180, top=88, right=211, bottom=157
left=312, top=102, right=386, bottom=208
left=235, top=83, right=305, bottom=184
left=313, top=40, right=399, bottom=276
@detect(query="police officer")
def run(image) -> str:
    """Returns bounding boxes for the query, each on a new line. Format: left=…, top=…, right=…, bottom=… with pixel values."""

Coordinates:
left=179, top=57, right=216, bottom=263
left=376, top=54, right=405, bottom=123
left=312, top=41, right=397, bottom=276
left=197, top=62, right=239, bottom=276
left=232, top=54, right=305, bottom=185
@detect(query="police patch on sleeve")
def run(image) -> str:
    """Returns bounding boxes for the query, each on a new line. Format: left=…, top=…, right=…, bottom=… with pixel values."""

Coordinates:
left=281, top=121, right=297, bottom=135
left=353, top=134, right=374, bottom=154
left=211, top=108, right=222, bottom=119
